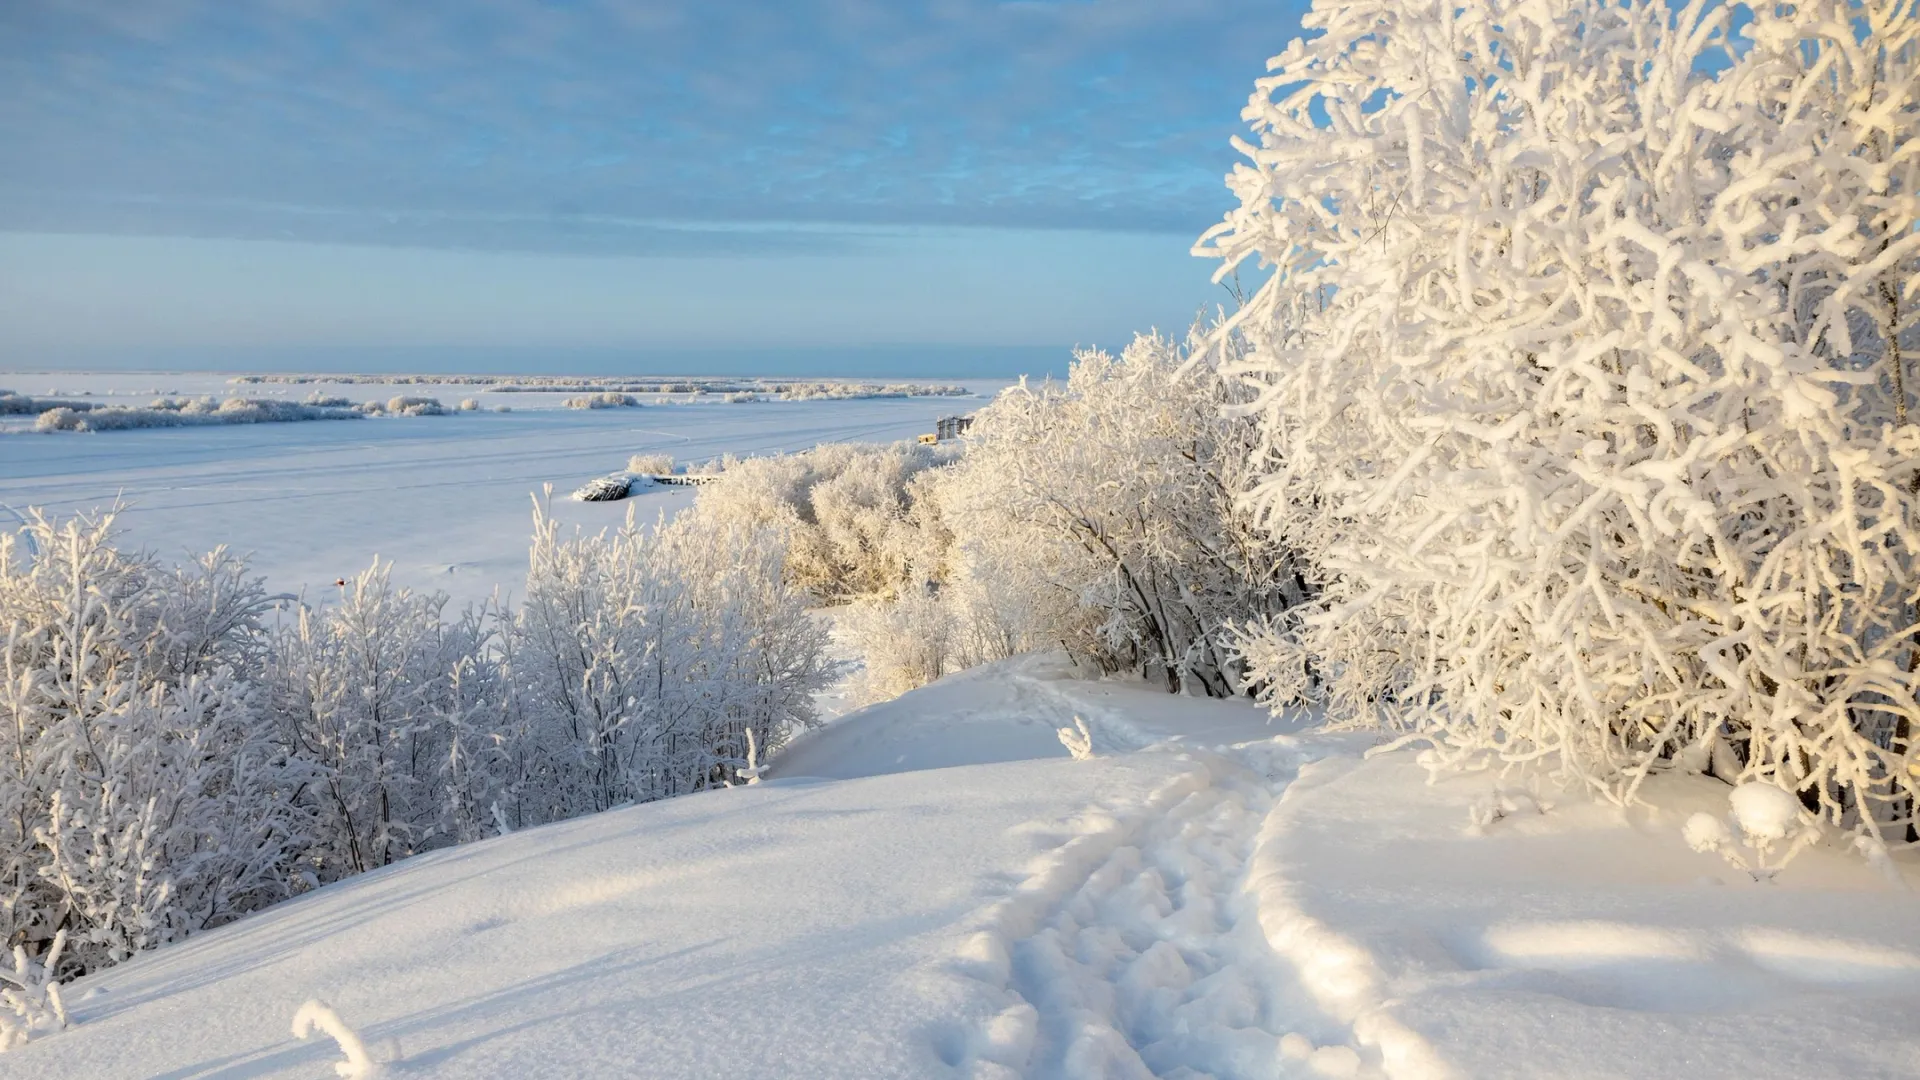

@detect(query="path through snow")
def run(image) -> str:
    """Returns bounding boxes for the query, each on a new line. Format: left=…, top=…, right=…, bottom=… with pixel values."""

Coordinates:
left=925, top=671, right=1369, bottom=1080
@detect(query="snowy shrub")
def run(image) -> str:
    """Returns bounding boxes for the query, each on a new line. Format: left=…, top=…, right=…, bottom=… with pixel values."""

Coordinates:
left=564, top=392, right=640, bottom=409
left=504, top=498, right=832, bottom=817
left=384, top=396, right=446, bottom=417
left=1057, top=717, right=1095, bottom=761
left=290, top=999, right=380, bottom=1077
left=1204, top=0, right=1920, bottom=838
left=838, top=587, right=956, bottom=706
left=930, top=331, right=1310, bottom=696
left=681, top=441, right=949, bottom=602
left=303, top=393, right=354, bottom=408
left=0, top=393, right=93, bottom=417
left=0, top=511, right=301, bottom=971
left=457, top=398, right=480, bottom=412
left=34, top=399, right=360, bottom=431
left=1685, top=783, right=1822, bottom=880
left=626, top=453, right=675, bottom=475
left=267, top=563, right=500, bottom=878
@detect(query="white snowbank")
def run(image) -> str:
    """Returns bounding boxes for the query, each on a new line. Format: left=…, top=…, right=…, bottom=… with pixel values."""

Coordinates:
left=1248, top=751, right=1920, bottom=1079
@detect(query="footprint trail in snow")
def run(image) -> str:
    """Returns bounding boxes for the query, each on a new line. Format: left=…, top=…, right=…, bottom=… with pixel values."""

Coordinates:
left=956, top=737, right=1362, bottom=1080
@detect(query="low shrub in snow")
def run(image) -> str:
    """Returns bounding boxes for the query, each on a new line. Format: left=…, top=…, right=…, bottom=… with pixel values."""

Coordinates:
left=626, top=453, right=675, bottom=475
left=0, top=393, right=94, bottom=417
left=926, top=331, right=1310, bottom=696
left=379, top=396, right=447, bottom=417
left=564, top=392, right=640, bottom=409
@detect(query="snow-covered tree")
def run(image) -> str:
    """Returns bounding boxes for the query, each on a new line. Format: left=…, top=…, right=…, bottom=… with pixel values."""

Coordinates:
left=1203, top=0, right=1920, bottom=837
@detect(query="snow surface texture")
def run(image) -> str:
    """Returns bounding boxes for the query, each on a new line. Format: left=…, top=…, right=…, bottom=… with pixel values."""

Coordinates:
left=0, top=373, right=1003, bottom=605
left=1252, top=755, right=1920, bottom=1079
left=15, top=650, right=1907, bottom=1077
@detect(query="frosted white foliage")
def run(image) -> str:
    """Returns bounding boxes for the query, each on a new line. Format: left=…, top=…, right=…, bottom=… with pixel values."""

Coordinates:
left=564, top=392, right=641, bottom=409
left=681, top=441, right=949, bottom=602
left=507, top=496, right=833, bottom=815
left=1, top=510, right=300, bottom=972
left=35, top=397, right=361, bottom=431
left=3, top=501, right=837, bottom=976
left=626, top=453, right=676, bottom=475
left=290, top=999, right=381, bottom=1078
left=1729, top=782, right=1810, bottom=843
left=1203, top=0, right=1920, bottom=838
left=268, top=562, right=501, bottom=877
left=932, top=331, right=1310, bottom=696
left=0, top=931, right=68, bottom=1052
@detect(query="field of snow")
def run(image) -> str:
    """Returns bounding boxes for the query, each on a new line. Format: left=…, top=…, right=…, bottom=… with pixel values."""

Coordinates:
left=0, top=371, right=1004, bottom=605
left=13, top=652, right=1915, bottom=1079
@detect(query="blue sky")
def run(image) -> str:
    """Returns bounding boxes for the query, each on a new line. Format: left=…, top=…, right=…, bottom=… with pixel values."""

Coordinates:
left=0, top=1, right=1307, bottom=375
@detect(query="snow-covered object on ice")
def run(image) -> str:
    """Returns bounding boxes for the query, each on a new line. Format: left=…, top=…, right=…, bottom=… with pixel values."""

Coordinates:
left=571, top=473, right=633, bottom=501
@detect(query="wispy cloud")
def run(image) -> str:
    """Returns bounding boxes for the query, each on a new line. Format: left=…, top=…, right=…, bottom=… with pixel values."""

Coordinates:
left=0, top=0, right=1305, bottom=254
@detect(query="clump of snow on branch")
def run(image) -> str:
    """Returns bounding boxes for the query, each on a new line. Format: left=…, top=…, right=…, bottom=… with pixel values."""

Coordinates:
left=0, top=931, right=69, bottom=1052
left=1056, top=717, right=1095, bottom=761
left=290, top=1000, right=381, bottom=1077
left=1685, top=783, right=1823, bottom=880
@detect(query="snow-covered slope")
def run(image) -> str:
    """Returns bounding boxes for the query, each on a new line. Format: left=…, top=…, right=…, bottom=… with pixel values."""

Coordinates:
left=14, top=657, right=1918, bottom=1079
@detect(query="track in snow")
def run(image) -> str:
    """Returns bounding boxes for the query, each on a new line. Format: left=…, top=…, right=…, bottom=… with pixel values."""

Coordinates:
left=954, top=728, right=1368, bottom=1080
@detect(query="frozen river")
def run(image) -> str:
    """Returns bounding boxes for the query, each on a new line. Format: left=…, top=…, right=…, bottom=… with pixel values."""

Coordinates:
left=0, top=372, right=1005, bottom=605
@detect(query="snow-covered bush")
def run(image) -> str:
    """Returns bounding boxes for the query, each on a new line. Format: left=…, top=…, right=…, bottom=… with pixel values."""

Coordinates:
left=2, top=500, right=838, bottom=974
left=680, top=441, right=949, bottom=602
left=383, top=396, right=447, bottom=417
left=1203, top=0, right=1919, bottom=838
left=930, top=331, right=1309, bottom=695
left=1685, top=782, right=1823, bottom=880
left=564, top=392, right=640, bottom=409
left=0, top=511, right=300, bottom=971
left=35, top=398, right=361, bottom=431
left=0, top=393, right=93, bottom=417
left=503, top=498, right=832, bottom=817
left=626, top=453, right=675, bottom=475
left=267, top=563, right=500, bottom=878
